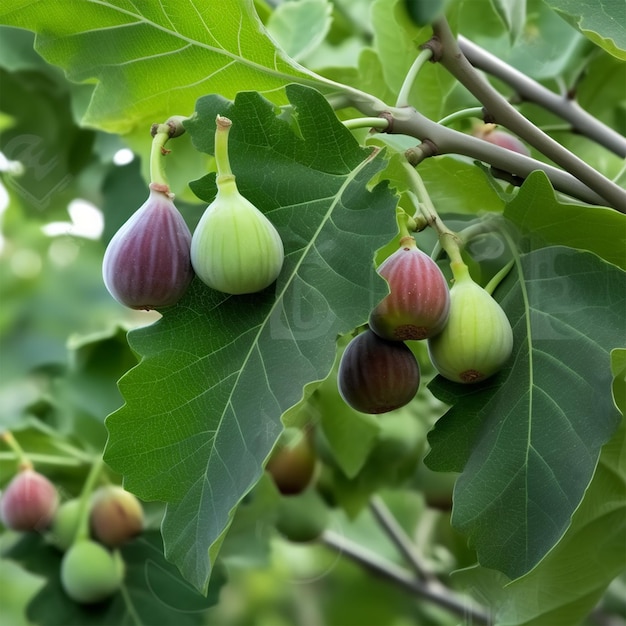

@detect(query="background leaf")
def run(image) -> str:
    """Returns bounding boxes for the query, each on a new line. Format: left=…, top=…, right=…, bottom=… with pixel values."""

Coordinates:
left=426, top=246, right=625, bottom=579
left=104, top=85, right=398, bottom=592
left=612, top=349, right=626, bottom=417
left=489, top=0, right=526, bottom=42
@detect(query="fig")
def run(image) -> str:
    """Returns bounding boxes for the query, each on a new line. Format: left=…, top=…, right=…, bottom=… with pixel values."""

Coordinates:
left=275, top=489, right=328, bottom=543
left=61, top=540, right=124, bottom=604
left=49, top=498, right=82, bottom=551
left=337, top=328, right=420, bottom=414
left=102, top=185, right=193, bottom=310
left=0, top=469, right=58, bottom=531
left=473, top=124, right=530, bottom=156
left=190, top=116, right=284, bottom=295
left=369, top=236, right=450, bottom=341
left=90, top=485, right=144, bottom=548
left=266, top=430, right=317, bottom=496
left=428, top=261, right=513, bottom=383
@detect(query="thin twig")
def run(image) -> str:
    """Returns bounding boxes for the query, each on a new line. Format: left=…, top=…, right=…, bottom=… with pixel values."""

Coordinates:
left=320, top=530, right=492, bottom=625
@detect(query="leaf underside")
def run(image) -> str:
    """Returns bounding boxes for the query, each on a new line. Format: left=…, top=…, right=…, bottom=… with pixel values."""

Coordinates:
left=104, top=85, right=398, bottom=592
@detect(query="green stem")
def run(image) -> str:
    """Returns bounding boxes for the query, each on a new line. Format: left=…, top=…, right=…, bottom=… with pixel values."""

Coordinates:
left=484, top=259, right=514, bottom=295
left=396, top=48, right=433, bottom=108
left=0, top=452, right=85, bottom=467
left=437, top=106, right=485, bottom=127
left=214, top=115, right=234, bottom=179
left=149, top=125, right=171, bottom=188
left=73, top=455, right=106, bottom=544
left=0, top=431, right=32, bottom=470
left=343, top=117, right=390, bottom=131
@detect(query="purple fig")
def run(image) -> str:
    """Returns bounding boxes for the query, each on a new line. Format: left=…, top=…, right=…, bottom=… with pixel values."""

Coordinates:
left=473, top=124, right=530, bottom=156
left=337, top=329, right=420, bottom=414
left=102, top=185, right=193, bottom=310
left=369, top=237, right=450, bottom=341
left=0, top=468, right=59, bottom=531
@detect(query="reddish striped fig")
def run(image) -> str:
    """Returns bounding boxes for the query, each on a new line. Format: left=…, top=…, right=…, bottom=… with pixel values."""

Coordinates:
left=370, top=237, right=450, bottom=341
left=428, top=261, right=513, bottom=383
left=0, top=469, right=59, bottom=531
left=90, top=485, right=144, bottom=548
left=102, top=184, right=193, bottom=310
left=472, top=124, right=530, bottom=156
left=338, top=329, right=420, bottom=414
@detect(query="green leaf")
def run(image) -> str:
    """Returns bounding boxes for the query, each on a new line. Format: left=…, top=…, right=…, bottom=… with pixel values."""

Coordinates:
left=426, top=246, right=624, bottom=579
left=611, top=349, right=626, bottom=417
left=490, top=0, right=526, bottom=42
left=0, top=0, right=332, bottom=134
left=266, top=0, right=332, bottom=61
left=504, top=171, right=626, bottom=270
left=545, top=0, right=626, bottom=60
left=104, top=85, right=398, bottom=592
left=3, top=532, right=224, bottom=626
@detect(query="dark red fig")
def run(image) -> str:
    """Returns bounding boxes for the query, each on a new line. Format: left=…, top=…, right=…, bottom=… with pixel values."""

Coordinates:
left=337, top=328, right=420, bottom=414
left=369, top=237, right=450, bottom=341
left=90, top=485, right=144, bottom=547
left=266, top=430, right=317, bottom=496
left=102, top=185, right=193, bottom=310
left=472, top=124, right=530, bottom=156
left=0, top=469, right=59, bottom=531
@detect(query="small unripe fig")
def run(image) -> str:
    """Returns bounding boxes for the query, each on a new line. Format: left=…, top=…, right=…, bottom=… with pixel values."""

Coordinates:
left=275, top=489, right=328, bottom=543
left=90, top=486, right=144, bottom=548
left=428, top=262, right=513, bottom=383
left=0, top=469, right=59, bottom=531
left=369, top=236, right=450, bottom=341
left=266, top=430, right=317, bottom=496
left=472, top=124, right=530, bottom=156
left=191, top=116, right=284, bottom=295
left=49, top=498, right=82, bottom=551
left=102, top=185, right=193, bottom=310
left=61, top=540, right=123, bottom=604
left=337, top=328, right=420, bottom=414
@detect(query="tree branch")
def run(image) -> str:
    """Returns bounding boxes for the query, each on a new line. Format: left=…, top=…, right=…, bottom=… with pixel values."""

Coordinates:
left=457, top=36, right=626, bottom=158
left=430, top=18, right=626, bottom=212
left=320, top=529, right=492, bottom=625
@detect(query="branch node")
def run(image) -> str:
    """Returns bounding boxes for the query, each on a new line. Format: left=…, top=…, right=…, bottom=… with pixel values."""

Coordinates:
left=379, top=111, right=395, bottom=133
left=405, top=140, right=438, bottom=166
left=420, top=37, right=443, bottom=62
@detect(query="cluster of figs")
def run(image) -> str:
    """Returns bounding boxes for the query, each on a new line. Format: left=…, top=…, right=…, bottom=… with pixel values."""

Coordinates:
left=337, top=235, right=514, bottom=414
left=102, top=115, right=285, bottom=310
left=0, top=467, right=144, bottom=604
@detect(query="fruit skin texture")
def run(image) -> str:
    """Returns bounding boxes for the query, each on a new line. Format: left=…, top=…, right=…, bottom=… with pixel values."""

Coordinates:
left=61, top=540, right=123, bottom=604
left=428, top=262, right=513, bottom=383
left=0, top=469, right=59, bottom=531
left=90, top=486, right=144, bottom=548
left=102, top=185, right=193, bottom=310
left=473, top=124, right=530, bottom=156
left=369, top=237, right=450, bottom=341
left=190, top=176, right=284, bottom=294
left=337, top=328, right=420, bottom=414
left=49, top=498, right=82, bottom=551
left=266, top=431, right=317, bottom=496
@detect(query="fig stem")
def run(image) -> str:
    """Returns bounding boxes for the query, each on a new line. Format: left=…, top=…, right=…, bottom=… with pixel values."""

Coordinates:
left=0, top=431, right=33, bottom=471
left=396, top=48, right=433, bottom=108
left=342, top=117, right=390, bottom=131
left=72, top=455, right=106, bottom=545
left=0, top=452, right=85, bottom=467
left=214, top=115, right=234, bottom=180
left=437, top=106, right=485, bottom=127
left=149, top=126, right=172, bottom=190
left=484, top=258, right=514, bottom=295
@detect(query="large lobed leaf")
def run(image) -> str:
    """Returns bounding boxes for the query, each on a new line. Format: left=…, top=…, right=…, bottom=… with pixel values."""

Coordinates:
left=0, top=0, right=330, bottom=134
left=426, top=243, right=625, bottom=580
left=104, top=85, right=398, bottom=592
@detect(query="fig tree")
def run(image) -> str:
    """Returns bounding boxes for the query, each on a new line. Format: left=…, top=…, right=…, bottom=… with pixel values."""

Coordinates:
left=0, top=469, right=58, bottom=531
left=61, top=540, right=123, bottom=604
left=337, top=328, right=420, bottom=414
left=369, top=236, right=450, bottom=341
left=102, top=184, right=193, bottom=310
left=90, top=485, right=144, bottom=548
left=266, top=430, right=317, bottom=495
left=428, top=261, right=513, bottom=383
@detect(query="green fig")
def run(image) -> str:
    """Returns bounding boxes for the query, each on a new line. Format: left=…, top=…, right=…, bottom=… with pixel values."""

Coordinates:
left=61, top=540, right=124, bottom=604
left=191, top=116, right=284, bottom=294
left=49, top=498, right=82, bottom=551
left=428, top=261, right=513, bottom=383
left=275, top=489, right=328, bottom=543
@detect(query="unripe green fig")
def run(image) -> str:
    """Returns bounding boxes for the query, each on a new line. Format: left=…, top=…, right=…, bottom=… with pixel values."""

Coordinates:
left=0, top=468, right=58, bottom=531
left=428, top=261, right=513, bottom=383
left=61, top=540, right=123, bottom=604
left=266, top=429, right=317, bottom=496
left=337, top=328, right=420, bottom=414
left=191, top=116, right=284, bottom=294
left=49, top=498, right=82, bottom=551
left=275, top=489, right=328, bottom=542
left=102, top=184, right=193, bottom=310
left=369, top=236, right=450, bottom=341
left=90, top=486, right=144, bottom=548
left=472, top=124, right=530, bottom=156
